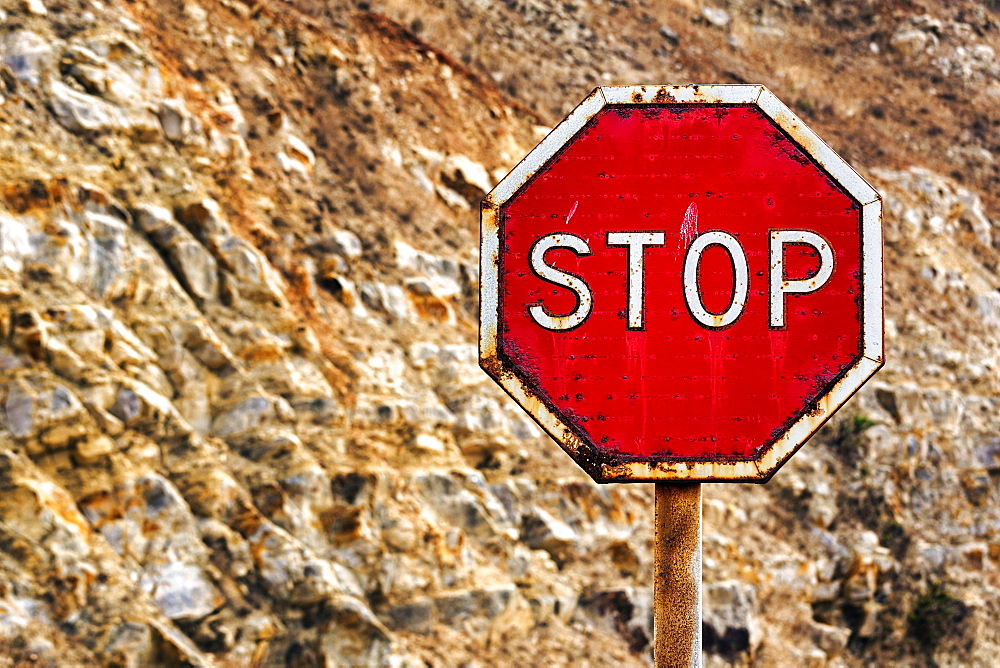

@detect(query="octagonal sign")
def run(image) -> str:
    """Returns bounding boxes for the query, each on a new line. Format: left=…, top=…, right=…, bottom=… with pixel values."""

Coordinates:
left=480, top=85, right=883, bottom=483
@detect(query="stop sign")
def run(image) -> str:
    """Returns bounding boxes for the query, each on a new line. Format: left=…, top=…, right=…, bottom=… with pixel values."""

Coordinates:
left=480, top=85, right=883, bottom=482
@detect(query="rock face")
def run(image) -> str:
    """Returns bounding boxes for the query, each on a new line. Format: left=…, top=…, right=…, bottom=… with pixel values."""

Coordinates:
left=0, top=0, right=997, bottom=666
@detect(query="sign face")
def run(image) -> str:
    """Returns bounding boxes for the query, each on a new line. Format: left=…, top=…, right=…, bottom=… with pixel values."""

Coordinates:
left=480, top=85, right=883, bottom=482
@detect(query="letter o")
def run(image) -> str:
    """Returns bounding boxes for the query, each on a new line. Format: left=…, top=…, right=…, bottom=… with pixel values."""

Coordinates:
left=682, top=231, right=749, bottom=329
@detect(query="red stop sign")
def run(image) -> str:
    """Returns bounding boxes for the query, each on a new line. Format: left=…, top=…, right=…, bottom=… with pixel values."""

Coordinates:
left=481, top=85, right=883, bottom=482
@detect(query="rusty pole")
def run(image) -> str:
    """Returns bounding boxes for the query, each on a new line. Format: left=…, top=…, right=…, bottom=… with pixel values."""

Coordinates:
left=654, top=482, right=702, bottom=668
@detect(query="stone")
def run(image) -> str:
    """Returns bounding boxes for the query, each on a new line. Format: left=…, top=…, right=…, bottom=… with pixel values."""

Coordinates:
left=520, top=507, right=577, bottom=565
left=382, top=516, right=418, bottom=552
left=109, top=386, right=141, bottom=423
left=976, top=292, right=1000, bottom=329
left=200, top=518, right=254, bottom=579
left=39, top=421, right=87, bottom=448
left=703, top=580, right=761, bottom=659
left=246, top=521, right=357, bottom=604
left=216, top=236, right=287, bottom=306
left=286, top=135, right=315, bottom=169
left=329, top=229, right=363, bottom=259
left=413, top=433, right=445, bottom=453
left=659, top=25, right=680, bottom=42
left=431, top=586, right=515, bottom=629
left=575, top=588, right=651, bottom=655
left=5, top=476, right=92, bottom=569
left=0, top=212, right=31, bottom=274
left=211, top=395, right=277, bottom=439
left=440, top=154, right=492, bottom=203
left=147, top=618, right=213, bottom=666
left=177, top=317, right=235, bottom=371
left=319, top=596, right=394, bottom=666
left=104, top=622, right=155, bottom=666
left=434, top=590, right=475, bottom=625
left=73, top=434, right=115, bottom=464
left=23, top=0, right=47, bottom=16
left=2, top=31, right=54, bottom=86
left=170, top=238, right=219, bottom=301
left=139, top=562, right=222, bottom=621
left=807, top=484, right=838, bottom=530
left=158, top=98, right=197, bottom=142
left=841, top=532, right=893, bottom=602
left=176, top=199, right=233, bottom=249
left=414, top=469, right=509, bottom=540
left=384, top=597, right=434, bottom=633
left=394, top=240, right=460, bottom=280
left=277, top=151, right=309, bottom=179
left=809, top=621, right=850, bottom=657
left=701, top=7, right=731, bottom=28
left=890, top=29, right=932, bottom=57
left=437, top=184, right=470, bottom=210
left=359, top=282, right=411, bottom=321
left=472, top=586, right=514, bottom=619
left=5, top=384, right=37, bottom=438
left=61, top=46, right=138, bottom=105
left=81, top=472, right=207, bottom=568
left=48, top=81, right=126, bottom=133
left=452, top=394, right=512, bottom=436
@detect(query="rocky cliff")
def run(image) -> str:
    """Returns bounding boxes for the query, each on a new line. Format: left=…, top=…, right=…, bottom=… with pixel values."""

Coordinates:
left=0, top=0, right=997, bottom=665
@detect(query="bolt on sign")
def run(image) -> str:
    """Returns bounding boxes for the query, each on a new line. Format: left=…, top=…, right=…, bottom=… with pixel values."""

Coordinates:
left=480, top=85, right=884, bottom=483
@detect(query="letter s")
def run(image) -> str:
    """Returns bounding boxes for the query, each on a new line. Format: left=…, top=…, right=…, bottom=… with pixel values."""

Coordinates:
left=527, top=233, right=593, bottom=331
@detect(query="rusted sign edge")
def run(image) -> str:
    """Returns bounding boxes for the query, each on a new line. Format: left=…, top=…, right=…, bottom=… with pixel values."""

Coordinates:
left=862, top=199, right=884, bottom=363
left=480, top=84, right=884, bottom=484
left=755, top=89, right=880, bottom=206
left=486, top=88, right=607, bottom=208
left=481, top=199, right=606, bottom=479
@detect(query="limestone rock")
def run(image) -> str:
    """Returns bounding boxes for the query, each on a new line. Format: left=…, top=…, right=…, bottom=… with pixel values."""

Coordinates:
left=701, top=7, right=732, bottom=29
left=520, top=506, right=578, bottom=565
left=413, top=469, right=510, bottom=541
left=890, top=28, right=933, bottom=56
left=384, top=597, right=434, bottom=634
left=49, top=80, right=157, bottom=136
left=135, top=204, right=219, bottom=301
left=1, top=30, right=55, bottom=86
left=211, top=394, right=285, bottom=440
left=139, top=562, right=222, bottom=621
left=575, top=588, right=651, bottom=655
left=703, top=580, right=762, bottom=659
left=440, top=154, right=492, bottom=203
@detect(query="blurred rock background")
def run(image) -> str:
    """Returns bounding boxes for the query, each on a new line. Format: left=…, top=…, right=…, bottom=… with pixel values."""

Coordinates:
left=0, top=0, right=997, bottom=665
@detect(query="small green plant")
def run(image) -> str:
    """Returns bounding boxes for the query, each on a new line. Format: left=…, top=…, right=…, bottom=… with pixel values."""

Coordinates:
left=907, top=581, right=969, bottom=651
left=851, top=414, right=876, bottom=432
left=825, top=413, right=876, bottom=464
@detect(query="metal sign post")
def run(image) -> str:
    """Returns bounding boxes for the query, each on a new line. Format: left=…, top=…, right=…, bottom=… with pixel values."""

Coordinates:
left=654, top=483, right=702, bottom=667
left=480, top=84, right=883, bottom=665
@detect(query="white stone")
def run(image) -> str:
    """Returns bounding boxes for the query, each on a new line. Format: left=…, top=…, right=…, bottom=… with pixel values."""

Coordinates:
left=414, top=433, right=446, bottom=452
left=23, top=0, right=47, bottom=16
left=701, top=7, right=731, bottom=28
left=330, top=229, right=362, bottom=259
left=158, top=99, right=194, bottom=142
left=286, top=134, right=315, bottom=167
left=441, top=154, right=492, bottom=195
left=48, top=81, right=124, bottom=133
left=2, top=30, right=55, bottom=86
left=890, top=29, right=932, bottom=57
left=139, top=562, right=221, bottom=620
left=0, top=212, right=30, bottom=273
